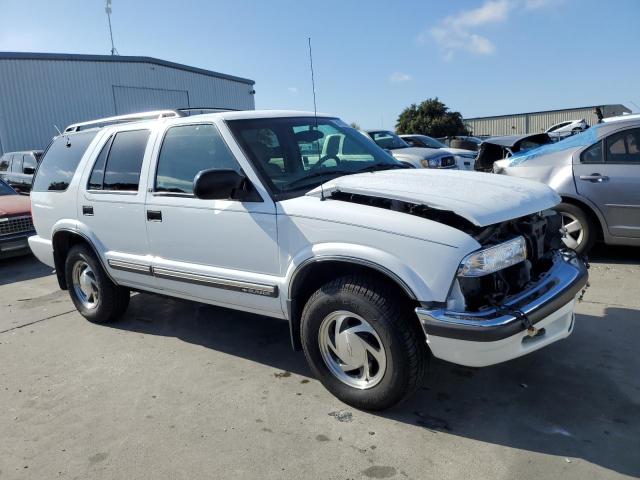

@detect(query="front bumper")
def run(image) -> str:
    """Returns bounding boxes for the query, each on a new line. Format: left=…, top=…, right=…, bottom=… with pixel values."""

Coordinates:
left=415, top=253, right=588, bottom=367
left=0, top=230, right=35, bottom=259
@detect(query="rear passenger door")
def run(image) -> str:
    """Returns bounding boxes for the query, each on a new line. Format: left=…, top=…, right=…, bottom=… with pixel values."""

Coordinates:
left=574, top=127, right=640, bottom=238
left=79, top=128, right=156, bottom=288
left=144, top=122, right=281, bottom=317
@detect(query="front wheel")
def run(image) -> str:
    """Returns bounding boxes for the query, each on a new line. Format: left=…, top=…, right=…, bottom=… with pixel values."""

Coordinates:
left=555, top=202, right=595, bottom=254
left=301, top=276, right=427, bottom=410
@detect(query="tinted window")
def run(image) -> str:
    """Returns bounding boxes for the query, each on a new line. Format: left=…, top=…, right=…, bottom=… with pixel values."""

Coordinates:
left=10, top=155, right=22, bottom=172
left=581, top=141, right=603, bottom=163
left=33, top=131, right=98, bottom=192
left=0, top=155, right=9, bottom=171
left=88, top=136, right=114, bottom=190
left=605, top=128, right=640, bottom=163
left=0, top=179, right=16, bottom=195
left=155, top=124, right=240, bottom=194
left=23, top=154, right=37, bottom=171
left=103, top=130, right=150, bottom=191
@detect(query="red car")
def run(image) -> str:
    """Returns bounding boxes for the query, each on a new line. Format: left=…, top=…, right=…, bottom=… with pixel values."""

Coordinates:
left=0, top=178, right=35, bottom=259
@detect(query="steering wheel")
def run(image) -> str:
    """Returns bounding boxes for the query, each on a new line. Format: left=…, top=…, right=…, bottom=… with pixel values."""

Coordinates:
left=311, top=154, right=341, bottom=170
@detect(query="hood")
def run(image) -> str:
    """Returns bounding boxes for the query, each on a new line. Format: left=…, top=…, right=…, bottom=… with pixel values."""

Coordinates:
left=390, top=146, right=444, bottom=160
left=444, top=147, right=475, bottom=156
left=307, top=169, right=560, bottom=227
left=0, top=194, right=31, bottom=217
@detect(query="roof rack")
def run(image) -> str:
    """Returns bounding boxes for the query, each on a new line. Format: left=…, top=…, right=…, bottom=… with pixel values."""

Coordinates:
left=63, top=110, right=183, bottom=133
left=63, top=107, right=243, bottom=133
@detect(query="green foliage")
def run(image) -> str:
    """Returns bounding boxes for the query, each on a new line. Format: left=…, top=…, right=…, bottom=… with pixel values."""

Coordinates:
left=395, top=98, right=469, bottom=137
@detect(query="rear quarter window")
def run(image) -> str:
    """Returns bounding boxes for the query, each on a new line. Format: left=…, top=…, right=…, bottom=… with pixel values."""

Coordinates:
left=32, top=131, right=98, bottom=192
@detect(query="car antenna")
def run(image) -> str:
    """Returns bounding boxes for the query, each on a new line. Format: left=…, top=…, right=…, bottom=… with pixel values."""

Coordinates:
left=53, top=124, right=62, bottom=136
left=308, top=36, right=325, bottom=201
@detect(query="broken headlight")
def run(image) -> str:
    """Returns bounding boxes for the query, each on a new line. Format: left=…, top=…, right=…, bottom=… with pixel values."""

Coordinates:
left=458, top=236, right=527, bottom=277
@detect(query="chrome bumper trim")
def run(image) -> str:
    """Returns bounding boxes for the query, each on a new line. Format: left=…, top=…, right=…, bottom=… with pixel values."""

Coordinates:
left=415, top=253, right=588, bottom=342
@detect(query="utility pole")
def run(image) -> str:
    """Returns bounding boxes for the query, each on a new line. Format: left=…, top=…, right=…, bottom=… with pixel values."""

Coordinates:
left=105, top=0, right=118, bottom=55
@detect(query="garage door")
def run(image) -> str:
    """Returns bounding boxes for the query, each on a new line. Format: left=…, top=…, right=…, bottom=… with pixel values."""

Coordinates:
left=113, top=86, right=189, bottom=115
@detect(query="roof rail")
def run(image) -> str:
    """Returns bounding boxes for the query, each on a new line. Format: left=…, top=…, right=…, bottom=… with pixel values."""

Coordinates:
left=63, top=110, right=183, bottom=133
left=177, top=107, right=241, bottom=116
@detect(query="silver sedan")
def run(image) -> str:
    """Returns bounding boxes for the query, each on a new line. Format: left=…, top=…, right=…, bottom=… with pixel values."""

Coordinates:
left=494, top=118, right=640, bottom=253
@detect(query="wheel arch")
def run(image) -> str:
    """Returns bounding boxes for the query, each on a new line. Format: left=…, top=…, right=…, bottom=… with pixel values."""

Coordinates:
left=559, top=194, right=606, bottom=242
left=286, top=257, right=421, bottom=351
left=52, top=229, right=113, bottom=290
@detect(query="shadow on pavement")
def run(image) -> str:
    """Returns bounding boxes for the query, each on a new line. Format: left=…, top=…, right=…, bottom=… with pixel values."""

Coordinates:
left=0, top=254, right=54, bottom=286
left=589, top=244, right=640, bottom=265
left=109, top=295, right=640, bottom=477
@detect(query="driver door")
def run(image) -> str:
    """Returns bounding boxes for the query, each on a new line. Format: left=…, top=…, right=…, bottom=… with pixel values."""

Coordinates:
left=144, top=122, right=282, bottom=317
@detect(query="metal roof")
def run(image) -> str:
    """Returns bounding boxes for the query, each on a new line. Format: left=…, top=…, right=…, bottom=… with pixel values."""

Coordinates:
left=464, top=104, right=629, bottom=121
left=0, top=51, right=255, bottom=85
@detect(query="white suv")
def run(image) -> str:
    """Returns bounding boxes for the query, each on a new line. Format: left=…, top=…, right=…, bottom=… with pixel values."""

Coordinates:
left=29, top=110, right=588, bottom=410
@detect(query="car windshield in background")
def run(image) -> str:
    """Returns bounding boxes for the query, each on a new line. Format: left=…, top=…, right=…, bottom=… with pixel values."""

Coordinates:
left=368, top=131, right=410, bottom=150
left=0, top=179, right=16, bottom=195
left=228, top=117, right=400, bottom=194
left=421, top=136, right=447, bottom=148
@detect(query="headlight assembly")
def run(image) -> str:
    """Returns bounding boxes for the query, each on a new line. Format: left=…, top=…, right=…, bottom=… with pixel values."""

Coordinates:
left=458, top=236, right=527, bottom=277
left=420, top=158, right=441, bottom=168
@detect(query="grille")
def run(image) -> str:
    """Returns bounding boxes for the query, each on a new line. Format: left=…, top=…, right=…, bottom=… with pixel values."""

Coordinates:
left=441, top=156, right=456, bottom=167
left=0, top=215, right=34, bottom=236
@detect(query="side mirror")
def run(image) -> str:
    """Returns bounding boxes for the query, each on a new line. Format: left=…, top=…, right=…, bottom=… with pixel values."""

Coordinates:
left=23, top=167, right=35, bottom=175
left=193, top=169, right=248, bottom=200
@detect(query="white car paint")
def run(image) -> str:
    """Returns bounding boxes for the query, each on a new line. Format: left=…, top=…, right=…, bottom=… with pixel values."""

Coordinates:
left=29, top=109, right=579, bottom=369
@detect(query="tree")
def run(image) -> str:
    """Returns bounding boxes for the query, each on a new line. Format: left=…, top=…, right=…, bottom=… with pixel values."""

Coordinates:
left=395, top=98, right=469, bottom=137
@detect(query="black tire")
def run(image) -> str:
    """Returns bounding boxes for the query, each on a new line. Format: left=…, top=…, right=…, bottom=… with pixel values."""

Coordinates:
left=64, top=244, right=130, bottom=323
left=300, top=275, right=427, bottom=410
left=555, top=202, right=596, bottom=254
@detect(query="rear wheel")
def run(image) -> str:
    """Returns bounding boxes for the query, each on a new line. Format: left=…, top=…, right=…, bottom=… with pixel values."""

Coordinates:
left=555, top=202, right=595, bottom=254
left=65, top=244, right=130, bottom=323
left=301, top=276, right=427, bottom=410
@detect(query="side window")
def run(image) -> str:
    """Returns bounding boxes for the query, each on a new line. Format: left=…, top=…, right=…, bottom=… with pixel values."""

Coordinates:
left=605, top=128, right=640, bottom=164
left=155, top=124, right=240, bottom=194
left=580, top=141, right=603, bottom=164
left=23, top=154, right=37, bottom=172
left=32, top=130, right=99, bottom=192
left=88, top=136, right=114, bottom=190
left=102, top=130, right=150, bottom=191
left=10, top=154, right=22, bottom=173
left=0, top=155, right=9, bottom=171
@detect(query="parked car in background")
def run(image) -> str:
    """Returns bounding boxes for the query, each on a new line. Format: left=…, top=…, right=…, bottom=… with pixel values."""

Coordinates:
left=474, top=133, right=554, bottom=172
left=0, top=150, right=44, bottom=193
left=400, top=134, right=477, bottom=170
left=365, top=130, right=457, bottom=169
left=545, top=119, right=589, bottom=139
left=28, top=109, right=587, bottom=410
left=493, top=118, right=640, bottom=253
left=436, top=136, right=483, bottom=151
left=0, top=178, right=35, bottom=258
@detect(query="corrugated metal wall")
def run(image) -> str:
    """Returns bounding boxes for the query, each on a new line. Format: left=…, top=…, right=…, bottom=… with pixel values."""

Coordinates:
left=0, top=57, right=255, bottom=154
left=465, top=104, right=631, bottom=136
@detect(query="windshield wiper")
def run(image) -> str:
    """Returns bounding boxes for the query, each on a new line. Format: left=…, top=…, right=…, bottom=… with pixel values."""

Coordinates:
left=356, top=163, right=408, bottom=173
left=284, top=169, right=355, bottom=190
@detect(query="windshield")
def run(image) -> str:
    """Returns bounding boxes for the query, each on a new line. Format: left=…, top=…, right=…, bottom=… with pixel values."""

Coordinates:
left=368, top=131, right=410, bottom=150
left=228, top=117, right=401, bottom=195
left=0, top=179, right=16, bottom=196
left=508, top=124, right=606, bottom=166
left=419, top=135, right=447, bottom=149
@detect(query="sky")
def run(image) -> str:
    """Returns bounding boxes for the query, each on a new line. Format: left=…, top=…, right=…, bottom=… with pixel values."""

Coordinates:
left=1, top=0, right=639, bottom=130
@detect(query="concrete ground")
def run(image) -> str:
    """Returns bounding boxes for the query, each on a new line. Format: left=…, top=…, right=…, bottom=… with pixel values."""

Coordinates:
left=0, top=246, right=639, bottom=479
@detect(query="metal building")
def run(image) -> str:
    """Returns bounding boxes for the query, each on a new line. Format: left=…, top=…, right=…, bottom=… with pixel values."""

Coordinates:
left=0, top=52, right=255, bottom=155
left=464, top=104, right=631, bottom=136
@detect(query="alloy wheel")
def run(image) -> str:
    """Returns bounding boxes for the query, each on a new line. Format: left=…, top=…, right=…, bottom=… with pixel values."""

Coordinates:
left=318, top=310, right=387, bottom=389
left=72, top=260, right=100, bottom=309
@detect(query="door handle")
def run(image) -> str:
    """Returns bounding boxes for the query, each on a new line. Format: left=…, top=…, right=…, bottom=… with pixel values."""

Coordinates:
left=82, top=205, right=94, bottom=216
left=147, top=210, right=162, bottom=221
left=579, top=174, right=608, bottom=183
